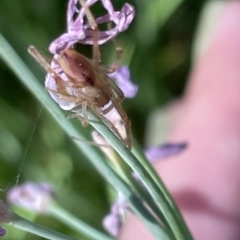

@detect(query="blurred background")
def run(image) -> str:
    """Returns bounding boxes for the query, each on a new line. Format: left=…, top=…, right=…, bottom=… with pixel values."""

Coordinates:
left=0, top=0, right=206, bottom=239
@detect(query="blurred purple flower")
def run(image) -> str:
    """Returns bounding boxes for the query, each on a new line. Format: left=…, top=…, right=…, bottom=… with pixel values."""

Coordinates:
left=102, top=195, right=128, bottom=237
left=102, top=212, right=121, bottom=237
left=0, top=200, right=8, bottom=223
left=49, top=0, right=135, bottom=54
left=0, top=227, right=5, bottom=237
left=144, top=142, right=187, bottom=163
left=7, top=183, right=54, bottom=213
left=108, top=66, right=138, bottom=98
left=133, top=143, right=187, bottom=180
left=0, top=199, right=11, bottom=237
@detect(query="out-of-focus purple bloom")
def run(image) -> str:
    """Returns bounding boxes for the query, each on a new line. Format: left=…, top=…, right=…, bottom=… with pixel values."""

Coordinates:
left=0, top=199, right=12, bottom=237
left=102, top=212, right=120, bottom=237
left=7, top=183, right=54, bottom=213
left=0, top=227, right=6, bottom=237
left=102, top=195, right=128, bottom=237
left=144, top=142, right=187, bottom=163
left=108, top=66, right=138, bottom=98
left=133, top=143, right=187, bottom=180
left=0, top=200, right=11, bottom=223
left=49, top=0, right=135, bottom=54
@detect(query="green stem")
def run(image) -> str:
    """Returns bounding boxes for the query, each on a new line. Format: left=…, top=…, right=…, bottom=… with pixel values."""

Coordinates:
left=108, top=152, right=174, bottom=238
left=132, top=139, right=193, bottom=239
left=49, top=203, right=113, bottom=240
left=7, top=214, right=77, bottom=240
left=87, top=111, right=192, bottom=240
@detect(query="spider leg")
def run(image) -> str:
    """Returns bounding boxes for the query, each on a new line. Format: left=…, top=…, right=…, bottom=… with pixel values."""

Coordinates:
left=45, top=87, right=80, bottom=102
left=106, top=88, right=132, bottom=149
left=46, top=87, right=93, bottom=127
left=102, top=103, right=115, bottom=115
left=79, top=0, right=101, bottom=64
left=46, top=86, right=101, bottom=105
left=88, top=74, right=131, bottom=148
left=99, top=78, right=123, bottom=115
left=94, top=78, right=131, bottom=148
left=47, top=87, right=107, bottom=128
left=28, top=46, right=64, bottom=83
left=97, top=29, right=123, bottom=74
left=100, top=80, right=125, bottom=114
left=28, top=46, right=76, bottom=94
left=72, top=136, right=111, bottom=148
left=105, top=76, right=124, bottom=103
left=67, top=101, right=89, bottom=127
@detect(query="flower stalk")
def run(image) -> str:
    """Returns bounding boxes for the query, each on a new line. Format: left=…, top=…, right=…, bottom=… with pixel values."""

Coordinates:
left=8, top=213, right=78, bottom=240
left=87, top=111, right=193, bottom=240
left=49, top=203, right=113, bottom=240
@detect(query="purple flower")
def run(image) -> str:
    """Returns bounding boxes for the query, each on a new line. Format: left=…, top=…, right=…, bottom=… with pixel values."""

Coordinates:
left=108, top=66, right=138, bottom=98
left=45, top=0, right=136, bottom=111
left=102, top=195, right=128, bottom=237
left=7, top=183, right=54, bottom=213
left=0, top=199, right=12, bottom=237
left=0, top=227, right=6, bottom=237
left=133, top=143, right=187, bottom=180
left=49, top=0, right=135, bottom=54
left=102, top=212, right=121, bottom=237
left=144, top=142, right=187, bottom=163
left=0, top=200, right=11, bottom=223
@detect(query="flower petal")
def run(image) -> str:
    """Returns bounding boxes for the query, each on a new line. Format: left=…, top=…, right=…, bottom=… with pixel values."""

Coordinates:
left=144, top=142, right=187, bottom=162
left=102, top=194, right=128, bottom=236
left=117, top=3, right=135, bottom=32
left=102, top=213, right=121, bottom=237
left=49, top=32, right=85, bottom=54
left=108, top=66, right=138, bottom=98
left=49, top=0, right=135, bottom=54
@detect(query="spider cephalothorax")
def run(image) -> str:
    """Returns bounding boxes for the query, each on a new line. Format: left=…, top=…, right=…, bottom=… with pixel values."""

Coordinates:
left=54, top=49, right=111, bottom=109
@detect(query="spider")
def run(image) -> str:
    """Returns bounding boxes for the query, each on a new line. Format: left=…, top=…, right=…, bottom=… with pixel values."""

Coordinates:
left=28, top=0, right=132, bottom=149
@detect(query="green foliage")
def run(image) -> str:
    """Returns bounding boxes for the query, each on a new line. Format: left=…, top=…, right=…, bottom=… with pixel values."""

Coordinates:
left=0, top=0, right=205, bottom=239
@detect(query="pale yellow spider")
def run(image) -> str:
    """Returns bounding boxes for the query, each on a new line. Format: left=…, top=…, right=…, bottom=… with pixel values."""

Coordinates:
left=28, top=0, right=132, bottom=149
